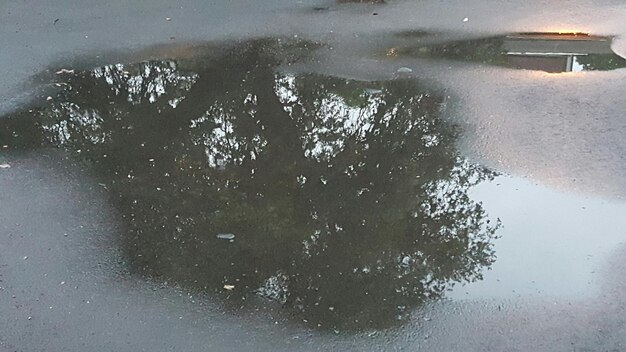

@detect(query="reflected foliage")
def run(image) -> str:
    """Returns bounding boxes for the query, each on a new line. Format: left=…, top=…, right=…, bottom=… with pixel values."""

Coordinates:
left=575, top=54, right=626, bottom=71
left=397, top=33, right=626, bottom=72
left=0, top=40, right=499, bottom=330
left=416, top=37, right=507, bottom=66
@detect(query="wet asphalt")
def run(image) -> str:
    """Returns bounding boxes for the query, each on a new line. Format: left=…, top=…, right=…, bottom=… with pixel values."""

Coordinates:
left=2, top=1, right=626, bottom=351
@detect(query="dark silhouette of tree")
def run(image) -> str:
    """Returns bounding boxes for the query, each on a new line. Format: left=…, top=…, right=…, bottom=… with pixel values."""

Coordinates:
left=0, top=39, right=499, bottom=330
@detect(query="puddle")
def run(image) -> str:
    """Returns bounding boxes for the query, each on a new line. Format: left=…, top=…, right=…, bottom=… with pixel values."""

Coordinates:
left=0, top=39, right=501, bottom=331
left=393, top=33, right=626, bottom=73
left=450, top=175, right=626, bottom=300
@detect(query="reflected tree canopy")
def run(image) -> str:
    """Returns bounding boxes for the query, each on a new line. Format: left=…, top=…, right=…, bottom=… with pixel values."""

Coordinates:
left=0, top=40, right=499, bottom=330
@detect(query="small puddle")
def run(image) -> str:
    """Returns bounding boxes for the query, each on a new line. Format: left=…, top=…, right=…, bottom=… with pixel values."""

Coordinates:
left=0, top=39, right=501, bottom=330
left=392, top=32, right=626, bottom=73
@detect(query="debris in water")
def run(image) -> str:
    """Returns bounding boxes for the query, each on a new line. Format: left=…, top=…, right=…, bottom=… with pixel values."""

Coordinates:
left=223, top=284, right=235, bottom=290
left=55, top=69, right=74, bottom=74
left=0, top=164, right=10, bottom=169
left=396, top=67, right=413, bottom=73
left=462, top=17, right=469, bottom=22
left=216, top=233, right=236, bottom=240
left=364, top=88, right=383, bottom=95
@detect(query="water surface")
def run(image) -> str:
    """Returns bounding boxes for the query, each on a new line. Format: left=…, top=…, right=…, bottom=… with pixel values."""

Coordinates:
left=392, top=32, right=626, bottom=73
left=0, top=39, right=500, bottom=330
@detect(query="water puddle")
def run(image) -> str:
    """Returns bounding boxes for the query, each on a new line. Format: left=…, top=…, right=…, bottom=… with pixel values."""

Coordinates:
left=392, top=32, right=626, bottom=73
left=0, top=39, right=501, bottom=330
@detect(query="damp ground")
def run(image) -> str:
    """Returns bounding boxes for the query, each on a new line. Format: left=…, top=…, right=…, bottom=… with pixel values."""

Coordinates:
left=2, top=1, right=626, bottom=351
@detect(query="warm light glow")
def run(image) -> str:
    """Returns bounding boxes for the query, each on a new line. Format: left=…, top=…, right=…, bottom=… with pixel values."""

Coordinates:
left=515, top=31, right=590, bottom=37
left=555, top=31, right=587, bottom=35
left=535, top=26, right=591, bottom=36
left=526, top=70, right=586, bottom=78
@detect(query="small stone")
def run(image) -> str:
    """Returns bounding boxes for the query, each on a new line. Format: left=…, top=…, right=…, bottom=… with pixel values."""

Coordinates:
left=223, top=284, right=235, bottom=290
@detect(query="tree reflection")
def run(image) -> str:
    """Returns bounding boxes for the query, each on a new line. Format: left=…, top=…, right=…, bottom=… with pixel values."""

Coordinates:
left=0, top=40, right=499, bottom=330
left=395, top=33, right=626, bottom=73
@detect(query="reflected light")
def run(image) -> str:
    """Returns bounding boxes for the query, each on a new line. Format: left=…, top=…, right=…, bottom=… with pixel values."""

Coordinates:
left=536, top=27, right=591, bottom=36
left=554, top=31, right=587, bottom=35
left=522, top=68, right=588, bottom=79
left=513, top=31, right=592, bottom=39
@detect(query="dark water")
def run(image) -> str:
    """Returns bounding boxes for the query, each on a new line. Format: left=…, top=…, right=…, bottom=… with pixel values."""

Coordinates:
left=0, top=39, right=500, bottom=330
left=393, top=33, right=626, bottom=73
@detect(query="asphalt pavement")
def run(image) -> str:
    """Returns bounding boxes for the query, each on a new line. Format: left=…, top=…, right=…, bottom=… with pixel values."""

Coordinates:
left=2, top=1, right=626, bottom=351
